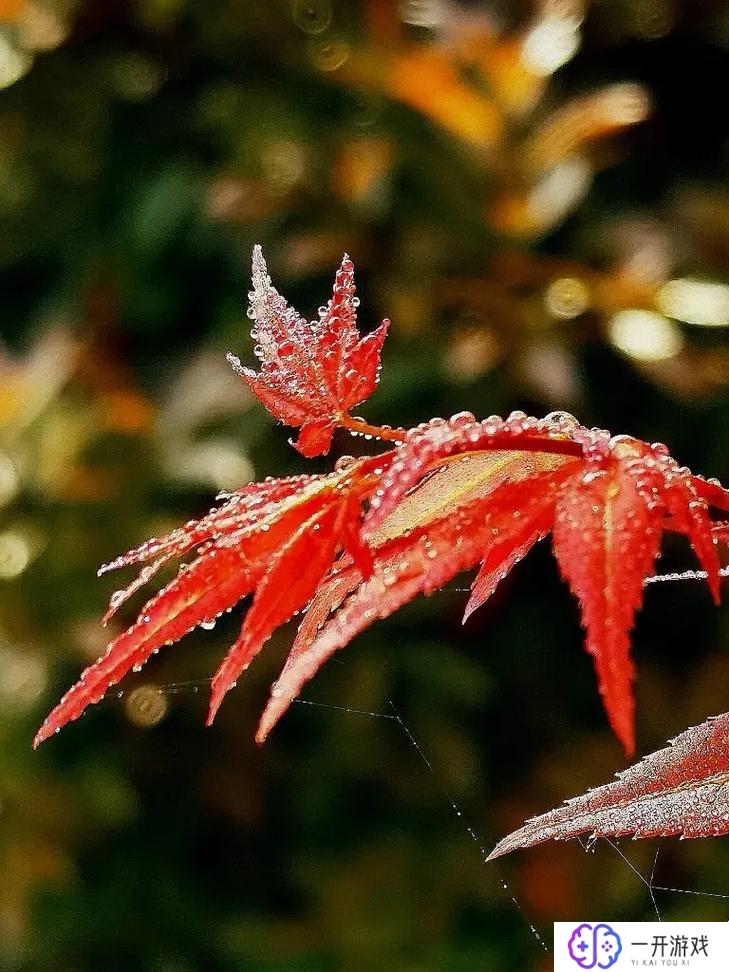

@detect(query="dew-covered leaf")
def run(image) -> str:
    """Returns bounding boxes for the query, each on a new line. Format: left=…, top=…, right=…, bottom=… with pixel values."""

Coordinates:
left=372, top=448, right=575, bottom=541
left=463, top=511, right=551, bottom=622
left=488, top=711, right=729, bottom=859
left=36, top=398, right=729, bottom=752
left=255, top=472, right=572, bottom=743
left=364, top=410, right=586, bottom=535
left=34, top=545, right=261, bottom=748
left=693, top=477, right=729, bottom=515
left=98, top=474, right=317, bottom=579
left=230, top=246, right=389, bottom=457
left=35, top=457, right=390, bottom=745
left=552, top=460, right=663, bottom=756
left=281, top=559, right=363, bottom=675
left=207, top=501, right=346, bottom=723
left=97, top=474, right=321, bottom=624
left=662, top=476, right=722, bottom=603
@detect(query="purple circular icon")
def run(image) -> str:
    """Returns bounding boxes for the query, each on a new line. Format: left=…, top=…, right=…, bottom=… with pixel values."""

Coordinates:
left=568, top=923, right=622, bottom=969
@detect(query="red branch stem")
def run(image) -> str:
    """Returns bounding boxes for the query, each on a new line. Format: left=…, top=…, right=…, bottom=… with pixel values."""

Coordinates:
left=340, top=415, right=586, bottom=460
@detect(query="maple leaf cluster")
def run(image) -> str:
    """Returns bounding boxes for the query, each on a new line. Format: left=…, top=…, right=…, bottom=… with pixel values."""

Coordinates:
left=35, top=248, right=729, bottom=854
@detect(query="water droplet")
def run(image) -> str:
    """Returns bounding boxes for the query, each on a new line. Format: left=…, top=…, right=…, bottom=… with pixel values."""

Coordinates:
left=544, top=410, right=579, bottom=428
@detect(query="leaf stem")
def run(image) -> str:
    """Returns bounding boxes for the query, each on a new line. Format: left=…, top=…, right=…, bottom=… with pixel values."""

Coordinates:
left=339, top=415, right=407, bottom=443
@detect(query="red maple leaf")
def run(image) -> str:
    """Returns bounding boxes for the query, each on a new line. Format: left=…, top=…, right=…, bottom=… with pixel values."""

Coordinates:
left=228, top=245, right=389, bottom=457
left=35, top=249, right=729, bottom=761
left=360, top=415, right=727, bottom=755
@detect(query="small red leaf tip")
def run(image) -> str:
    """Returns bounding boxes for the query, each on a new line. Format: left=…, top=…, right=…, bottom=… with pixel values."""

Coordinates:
left=291, top=419, right=337, bottom=458
left=462, top=525, right=546, bottom=623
